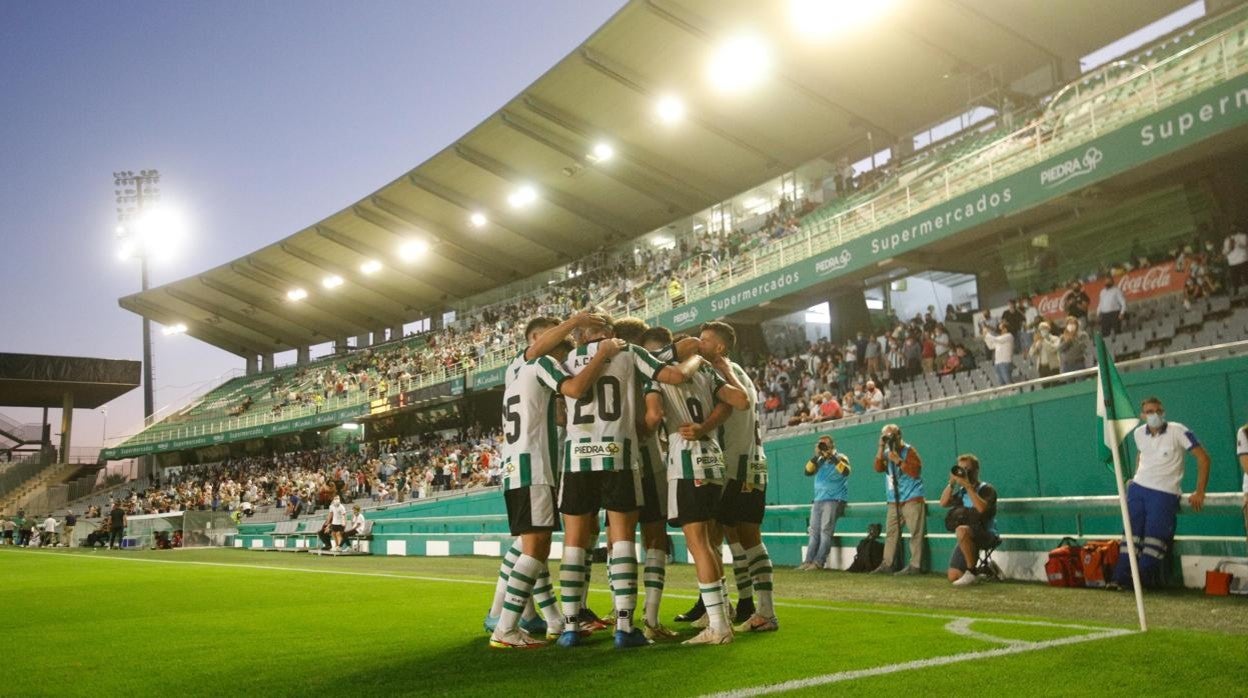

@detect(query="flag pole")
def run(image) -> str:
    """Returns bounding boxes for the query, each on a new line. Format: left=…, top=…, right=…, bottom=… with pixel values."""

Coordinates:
left=1095, top=333, right=1146, bottom=631
left=1109, top=438, right=1147, bottom=631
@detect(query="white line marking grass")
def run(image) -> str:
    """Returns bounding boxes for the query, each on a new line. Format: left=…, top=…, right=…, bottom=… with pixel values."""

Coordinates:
left=6, top=548, right=1135, bottom=696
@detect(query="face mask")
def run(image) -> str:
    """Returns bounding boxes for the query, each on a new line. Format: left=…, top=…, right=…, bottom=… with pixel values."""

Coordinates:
left=1039, top=327, right=1050, bottom=336
left=1145, top=413, right=1165, bottom=430
left=1067, top=325, right=1078, bottom=333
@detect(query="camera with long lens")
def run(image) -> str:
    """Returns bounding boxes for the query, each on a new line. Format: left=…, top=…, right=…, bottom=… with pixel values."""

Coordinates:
left=950, top=464, right=966, bottom=477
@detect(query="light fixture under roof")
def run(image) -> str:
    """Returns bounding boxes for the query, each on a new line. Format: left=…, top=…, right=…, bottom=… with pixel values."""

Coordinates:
left=588, top=142, right=614, bottom=163
left=655, top=95, right=685, bottom=124
left=161, top=322, right=188, bottom=336
left=507, top=185, right=538, bottom=209
left=789, top=0, right=897, bottom=38
left=470, top=212, right=488, bottom=228
left=321, top=274, right=343, bottom=289
left=286, top=288, right=308, bottom=302
left=707, top=33, right=771, bottom=93
left=399, top=239, right=429, bottom=261
left=359, top=259, right=382, bottom=275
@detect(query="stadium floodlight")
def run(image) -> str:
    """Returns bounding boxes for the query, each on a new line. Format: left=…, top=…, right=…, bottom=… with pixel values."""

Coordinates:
left=359, top=259, right=382, bottom=275
left=286, top=288, right=308, bottom=302
left=655, top=95, right=685, bottom=124
left=469, top=212, right=488, bottom=228
left=321, top=274, right=344, bottom=289
left=130, top=206, right=186, bottom=263
left=789, top=0, right=896, bottom=38
left=399, top=239, right=429, bottom=261
left=707, top=34, right=771, bottom=93
left=507, top=185, right=538, bottom=209
left=588, top=142, right=614, bottom=163
left=161, top=323, right=188, bottom=336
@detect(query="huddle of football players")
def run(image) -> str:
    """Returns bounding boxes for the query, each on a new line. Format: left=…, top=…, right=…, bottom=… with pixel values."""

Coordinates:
left=484, top=310, right=776, bottom=650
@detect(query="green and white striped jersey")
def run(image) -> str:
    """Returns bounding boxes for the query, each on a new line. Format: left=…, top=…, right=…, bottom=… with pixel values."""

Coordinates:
left=646, top=363, right=727, bottom=481
left=561, top=341, right=665, bottom=472
left=720, top=360, right=767, bottom=487
left=501, top=350, right=568, bottom=490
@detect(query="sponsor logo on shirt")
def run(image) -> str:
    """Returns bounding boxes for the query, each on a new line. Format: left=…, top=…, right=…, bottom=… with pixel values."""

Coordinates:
left=572, top=442, right=621, bottom=457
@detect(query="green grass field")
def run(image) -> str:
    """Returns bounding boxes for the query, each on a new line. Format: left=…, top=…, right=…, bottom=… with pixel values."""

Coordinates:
left=4, top=547, right=1246, bottom=696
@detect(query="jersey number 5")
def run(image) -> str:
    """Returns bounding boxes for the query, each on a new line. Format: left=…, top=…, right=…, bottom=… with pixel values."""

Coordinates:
left=503, top=394, right=521, bottom=444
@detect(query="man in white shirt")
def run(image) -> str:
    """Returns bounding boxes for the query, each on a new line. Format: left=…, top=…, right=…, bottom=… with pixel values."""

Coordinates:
left=1223, top=225, right=1247, bottom=295
left=342, top=505, right=367, bottom=550
left=1096, top=277, right=1128, bottom=337
left=861, top=381, right=885, bottom=412
left=42, top=515, right=58, bottom=547
left=325, top=496, right=348, bottom=551
left=983, top=322, right=1015, bottom=386
left=1237, top=419, right=1247, bottom=547
left=1111, top=397, right=1210, bottom=589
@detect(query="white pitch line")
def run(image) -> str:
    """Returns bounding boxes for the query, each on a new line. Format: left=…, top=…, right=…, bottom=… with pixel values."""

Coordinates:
left=1, top=549, right=1119, bottom=632
left=700, top=628, right=1135, bottom=698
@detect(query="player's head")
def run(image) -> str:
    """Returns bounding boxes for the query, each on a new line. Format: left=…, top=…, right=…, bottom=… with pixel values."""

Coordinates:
left=640, top=326, right=673, bottom=352
left=699, top=321, right=736, bottom=359
left=524, top=316, right=561, bottom=345
left=612, top=316, right=648, bottom=344
left=576, top=308, right=614, bottom=343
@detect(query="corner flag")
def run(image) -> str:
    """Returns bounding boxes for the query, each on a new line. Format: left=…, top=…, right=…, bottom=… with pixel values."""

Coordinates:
left=1094, top=335, right=1138, bottom=469
left=1093, top=333, right=1147, bottom=631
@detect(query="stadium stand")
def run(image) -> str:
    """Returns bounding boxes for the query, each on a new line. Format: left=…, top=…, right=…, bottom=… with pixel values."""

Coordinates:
left=100, top=2, right=1248, bottom=462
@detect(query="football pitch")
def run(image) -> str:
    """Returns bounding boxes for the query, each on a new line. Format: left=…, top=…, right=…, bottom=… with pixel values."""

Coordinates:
left=4, top=548, right=1246, bottom=696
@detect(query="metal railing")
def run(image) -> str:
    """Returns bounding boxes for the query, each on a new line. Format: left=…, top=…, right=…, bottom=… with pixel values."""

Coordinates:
left=764, top=339, right=1248, bottom=440
left=114, top=13, right=1248, bottom=452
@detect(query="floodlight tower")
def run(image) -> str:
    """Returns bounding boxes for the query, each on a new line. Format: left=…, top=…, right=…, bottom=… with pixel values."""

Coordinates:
left=113, top=169, right=161, bottom=472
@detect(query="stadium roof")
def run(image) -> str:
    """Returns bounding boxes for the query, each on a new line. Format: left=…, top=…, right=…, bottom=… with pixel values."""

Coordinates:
left=0, top=353, right=141, bottom=409
left=120, top=0, right=1194, bottom=357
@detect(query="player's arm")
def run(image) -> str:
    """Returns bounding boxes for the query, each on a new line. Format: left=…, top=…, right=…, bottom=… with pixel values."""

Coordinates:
left=671, top=336, right=701, bottom=361
left=679, top=401, right=733, bottom=441
left=707, top=356, right=749, bottom=410
left=559, top=339, right=624, bottom=399
left=644, top=391, right=664, bottom=432
left=655, top=353, right=701, bottom=385
left=524, top=311, right=606, bottom=361
left=711, top=379, right=749, bottom=411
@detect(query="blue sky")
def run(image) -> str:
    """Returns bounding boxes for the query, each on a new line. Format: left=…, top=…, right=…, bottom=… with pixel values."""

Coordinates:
left=0, top=0, right=625, bottom=449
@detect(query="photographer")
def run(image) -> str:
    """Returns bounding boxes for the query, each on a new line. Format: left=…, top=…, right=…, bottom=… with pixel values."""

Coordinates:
left=871, top=424, right=926, bottom=574
left=939, top=454, right=998, bottom=587
left=799, top=435, right=851, bottom=571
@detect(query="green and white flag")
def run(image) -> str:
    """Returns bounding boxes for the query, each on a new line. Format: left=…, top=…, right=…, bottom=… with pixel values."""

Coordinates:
left=1095, top=334, right=1138, bottom=468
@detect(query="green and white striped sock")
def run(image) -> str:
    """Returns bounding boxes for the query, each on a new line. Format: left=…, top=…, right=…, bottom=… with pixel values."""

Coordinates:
left=532, top=565, right=562, bottom=629
left=497, top=554, right=541, bottom=636
left=746, top=543, right=775, bottom=619
left=560, top=546, right=587, bottom=629
left=700, top=582, right=728, bottom=634
left=642, top=547, right=666, bottom=627
left=729, top=542, right=753, bottom=602
left=609, top=540, right=638, bottom=632
left=489, top=541, right=522, bottom=618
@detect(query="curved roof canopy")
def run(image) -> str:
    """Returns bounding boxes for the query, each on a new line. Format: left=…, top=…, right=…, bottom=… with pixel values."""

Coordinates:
left=120, top=0, right=1192, bottom=356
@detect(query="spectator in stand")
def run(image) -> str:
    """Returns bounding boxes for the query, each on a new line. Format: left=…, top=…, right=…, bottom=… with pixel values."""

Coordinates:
left=983, top=321, right=1015, bottom=386
left=904, top=335, right=922, bottom=381
left=885, top=338, right=905, bottom=385
left=1224, top=224, right=1248, bottom=295
left=938, top=348, right=962, bottom=376
left=787, top=397, right=812, bottom=427
left=1097, top=276, right=1128, bottom=337
left=842, top=338, right=858, bottom=381
left=933, top=324, right=951, bottom=367
left=667, top=276, right=685, bottom=307
left=1062, top=281, right=1090, bottom=330
left=1020, top=298, right=1040, bottom=355
left=1028, top=322, right=1062, bottom=379
left=1058, top=317, right=1090, bottom=373
left=863, top=332, right=881, bottom=378
left=861, top=381, right=885, bottom=413
left=800, top=435, right=851, bottom=571
left=920, top=332, right=936, bottom=376
left=816, top=391, right=843, bottom=422
left=1001, top=300, right=1026, bottom=354
left=108, top=503, right=126, bottom=550
left=1183, top=275, right=1205, bottom=310
left=853, top=332, right=869, bottom=379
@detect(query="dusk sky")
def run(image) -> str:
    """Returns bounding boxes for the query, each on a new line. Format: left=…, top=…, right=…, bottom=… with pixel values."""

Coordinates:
left=0, top=0, right=625, bottom=451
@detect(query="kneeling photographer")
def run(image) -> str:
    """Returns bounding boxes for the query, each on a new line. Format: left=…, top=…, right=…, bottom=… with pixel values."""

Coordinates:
left=939, top=454, right=998, bottom=587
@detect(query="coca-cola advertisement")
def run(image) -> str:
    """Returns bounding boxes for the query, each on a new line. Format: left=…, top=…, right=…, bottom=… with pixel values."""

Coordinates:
left=1031, top=262, right=1188, bottom=320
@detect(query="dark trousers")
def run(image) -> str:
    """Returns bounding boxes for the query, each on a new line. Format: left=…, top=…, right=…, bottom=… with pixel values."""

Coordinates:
left=1113, top=482, right=1178, bottom=589
left=109, top=528, right=124, bottom=549
left=1099, top=311, right=1121, bottom=336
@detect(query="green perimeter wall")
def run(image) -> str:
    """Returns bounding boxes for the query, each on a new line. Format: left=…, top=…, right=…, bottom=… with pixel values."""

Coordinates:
left=237, top=354, right=1248, bottom=574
